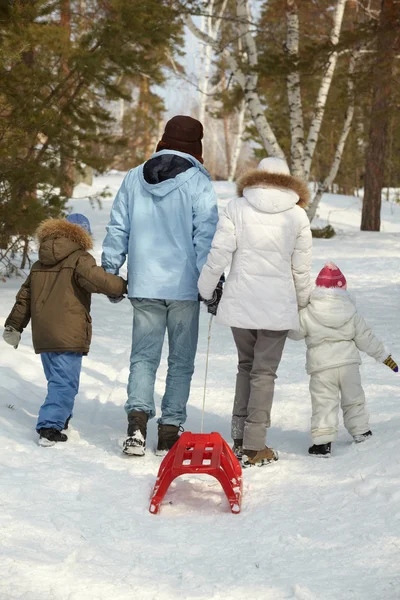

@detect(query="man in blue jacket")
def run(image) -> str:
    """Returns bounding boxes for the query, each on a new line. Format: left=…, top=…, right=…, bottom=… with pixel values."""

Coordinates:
left=102, top=116, right=218, bottom=456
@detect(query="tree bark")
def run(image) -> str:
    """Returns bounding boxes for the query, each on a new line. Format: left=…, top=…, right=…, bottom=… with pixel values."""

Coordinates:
left=307, top=52, right=357, bottom=222
left=361, top=0, right=400, bottom=231
left=285, top=0, right=305, bottom=178
left=60, top=0, right=74, bottom=198
left=303, top=0, right=347, bottom=179
left=228, top=99, right=246, bottom=182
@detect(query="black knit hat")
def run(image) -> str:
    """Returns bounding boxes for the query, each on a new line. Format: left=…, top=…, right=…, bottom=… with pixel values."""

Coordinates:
left=156, top=115, right=204, bottom=163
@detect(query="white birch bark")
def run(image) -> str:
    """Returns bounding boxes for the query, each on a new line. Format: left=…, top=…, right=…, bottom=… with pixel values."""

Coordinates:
left=303, top=0, right=348, bottom=178
left=285, top=0, right=305, bottom=177
left=307, top=52, right=357, bottom=222
left=184, top=5, right=285, bottom=159
left=197, top=0, right=228, bottom=123
left=228, top=99, right=246, bottom=181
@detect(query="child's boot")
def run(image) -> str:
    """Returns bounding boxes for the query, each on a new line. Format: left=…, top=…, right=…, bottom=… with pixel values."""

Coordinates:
left=353, top=430, right=372, bottom=443
left=38, top=428, right=68, bottom=447
left=242, top=446, right=278, bottom=468
left=308, top=442, right=331, bottom=457
left=123, top=411, right=148, bottom=456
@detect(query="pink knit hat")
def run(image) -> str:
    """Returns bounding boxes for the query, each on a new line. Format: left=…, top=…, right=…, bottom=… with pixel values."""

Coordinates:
left=316, top=262, right=347, bottom=289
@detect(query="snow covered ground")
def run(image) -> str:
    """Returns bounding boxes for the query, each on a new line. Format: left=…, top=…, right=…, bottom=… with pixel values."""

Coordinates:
left=1, top=174, right=400, bottom=600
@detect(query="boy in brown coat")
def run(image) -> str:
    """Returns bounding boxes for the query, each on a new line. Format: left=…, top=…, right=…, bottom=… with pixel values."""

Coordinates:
left=3, top=214, right=127, bottom=446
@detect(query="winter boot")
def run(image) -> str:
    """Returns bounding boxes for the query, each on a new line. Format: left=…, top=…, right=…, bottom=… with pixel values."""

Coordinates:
left=38, top=428, right=68, bottom=447
left=123, top=411, right=148, bottom=456
left=353, top=430, right=372, bottom=443
left=242, top=446, right=278, bottom=468
left=232, top=439, right=243, bottom=459
left=63, top=416, right=71, bottom=431
left=308, top=442, right=331, bottom=457
left=156, top=424, right=181, bottom=456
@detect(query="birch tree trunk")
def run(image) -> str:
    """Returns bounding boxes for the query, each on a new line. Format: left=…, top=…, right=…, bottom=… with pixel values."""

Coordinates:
left=361, top=0, right=400, bottom=231
left=307, top=52, right=357, bottom=222
left=184, top=2, right=285, bottom=158
left=303, top=0, right=347, bottom=179
left=228, top=99, right=246, bottom=181
left=285, top=0, right=305, bottom=178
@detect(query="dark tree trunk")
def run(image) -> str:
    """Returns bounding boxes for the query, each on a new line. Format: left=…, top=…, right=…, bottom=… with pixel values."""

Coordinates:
left=60, top=0, right=74, bottom=199
left=361, top=0, right=400, bottom=231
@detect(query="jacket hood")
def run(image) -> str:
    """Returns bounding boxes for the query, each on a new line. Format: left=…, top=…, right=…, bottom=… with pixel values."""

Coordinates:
left=138, top=150, right=211, bottom=198
left=307, top=288, right=356, bottom=329
left=237, top=170, right=310, bottom=212
left=36, top=218, right=93, bottom=266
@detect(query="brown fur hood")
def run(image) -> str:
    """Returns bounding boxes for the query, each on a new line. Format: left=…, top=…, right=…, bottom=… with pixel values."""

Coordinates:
left=237, top=170, right=310, bottom=208
left=36, top=218, right=93, bottom=251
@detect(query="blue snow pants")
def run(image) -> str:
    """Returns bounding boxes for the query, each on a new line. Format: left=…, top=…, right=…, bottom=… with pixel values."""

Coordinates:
left=36, top=352, right=82, bottom=432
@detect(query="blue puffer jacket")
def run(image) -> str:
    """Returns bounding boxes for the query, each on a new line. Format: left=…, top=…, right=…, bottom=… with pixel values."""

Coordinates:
left=101, top=150, right=218, bottom=301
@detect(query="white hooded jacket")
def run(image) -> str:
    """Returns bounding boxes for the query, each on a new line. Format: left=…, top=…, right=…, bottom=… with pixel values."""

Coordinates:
left=198, top=158, right=312, bottom=330
left=292, top=288, right=388, bottom=374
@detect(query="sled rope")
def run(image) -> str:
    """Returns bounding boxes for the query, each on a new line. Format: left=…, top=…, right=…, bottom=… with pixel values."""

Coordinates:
left=201, top=315, right=213, bottom=434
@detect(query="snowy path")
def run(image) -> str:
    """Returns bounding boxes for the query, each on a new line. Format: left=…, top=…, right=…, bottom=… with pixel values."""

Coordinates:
left=1, top=176, right=400, bottom=599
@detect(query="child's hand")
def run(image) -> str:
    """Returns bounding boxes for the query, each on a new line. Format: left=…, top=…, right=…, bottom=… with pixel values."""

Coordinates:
left=108, top=295, right=125, bottom=304
left=3, top=326, right=21, bottom=349
left=384, top=355, right=398, bottom=372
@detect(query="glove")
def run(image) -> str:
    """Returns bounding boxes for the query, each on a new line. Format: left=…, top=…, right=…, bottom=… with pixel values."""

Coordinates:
left=383, top=355, right=398, bottom=372
left=108, top=296, right=125, bottom=304
left=3, top=326, right=21, bottom=349
left=203, top=278, right=224, bottom=316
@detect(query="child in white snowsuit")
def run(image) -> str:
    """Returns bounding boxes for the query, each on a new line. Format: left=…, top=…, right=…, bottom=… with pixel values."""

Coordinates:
left=291, top=262, right=398, bottom=457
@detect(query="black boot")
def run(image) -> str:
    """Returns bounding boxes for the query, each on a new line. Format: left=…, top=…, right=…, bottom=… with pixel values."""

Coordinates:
left=353, top=430, right=372, bottom=443
left=308, top=442, right=331, bottom=457
left=123, top=411, right=148, bottom=456
left=156, top=424, right=181, bottom=456
left=232, top=439, right=243, bottom=459
left=39, top=428, right=68, bottom=447
left=63, top=416, right=71, bottom=430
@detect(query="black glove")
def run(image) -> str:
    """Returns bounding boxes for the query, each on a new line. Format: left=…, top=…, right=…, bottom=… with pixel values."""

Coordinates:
left=203, top=278, right=224, bottom=316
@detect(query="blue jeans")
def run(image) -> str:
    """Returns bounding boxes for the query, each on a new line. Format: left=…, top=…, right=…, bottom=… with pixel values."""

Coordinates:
left=36, top=352, right=82, bottom=431
left=126, top=299, right=200, bottom=426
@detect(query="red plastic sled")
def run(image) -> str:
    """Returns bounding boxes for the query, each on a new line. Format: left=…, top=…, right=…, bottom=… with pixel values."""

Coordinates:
left=149, top=431, right=243, bottom=514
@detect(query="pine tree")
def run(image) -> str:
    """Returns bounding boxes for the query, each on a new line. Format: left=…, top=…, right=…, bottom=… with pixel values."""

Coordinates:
left=0, top=0, right=182, bottom=266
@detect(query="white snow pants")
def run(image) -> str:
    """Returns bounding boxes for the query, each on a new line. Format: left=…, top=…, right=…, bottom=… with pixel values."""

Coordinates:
left=310, top=364, right=370, bottom=444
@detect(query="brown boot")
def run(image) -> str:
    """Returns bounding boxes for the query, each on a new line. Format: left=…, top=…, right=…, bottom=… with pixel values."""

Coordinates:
left=242, top=446, right=278, bottom=468
left=123, top=411, right=149, bottom=456
left=156, top=424, right=181, bottom=456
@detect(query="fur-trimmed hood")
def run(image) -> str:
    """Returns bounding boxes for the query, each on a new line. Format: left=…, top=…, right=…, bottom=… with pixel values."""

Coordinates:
left=237, top=170, right=310, bottom=211
left=36, top=218, right=93, bottom=266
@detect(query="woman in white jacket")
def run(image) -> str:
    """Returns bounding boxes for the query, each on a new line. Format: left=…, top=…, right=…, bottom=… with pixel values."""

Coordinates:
left=198, top=157, right=312, bottom=467
left=291, top=262, right=398, bottom=457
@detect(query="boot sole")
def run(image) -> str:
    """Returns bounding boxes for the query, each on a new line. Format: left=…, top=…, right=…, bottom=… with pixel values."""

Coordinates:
left=155, top=449, right=169, bottom=457
left=38, top=438, right=57, bottom=447
left=242, top=451, right=279, bottom=468
left=123, top=445, right=145, bottom=456
left=308, top=453, right=331, bottom=458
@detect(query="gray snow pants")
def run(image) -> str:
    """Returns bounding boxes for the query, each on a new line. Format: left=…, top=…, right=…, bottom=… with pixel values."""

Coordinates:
left=231, top=328, right=288, bottom=451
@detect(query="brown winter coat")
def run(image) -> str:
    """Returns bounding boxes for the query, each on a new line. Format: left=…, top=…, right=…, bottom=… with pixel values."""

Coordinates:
left=5, top=219, right=127, bottom=354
